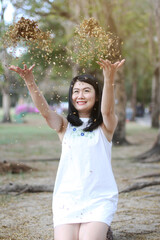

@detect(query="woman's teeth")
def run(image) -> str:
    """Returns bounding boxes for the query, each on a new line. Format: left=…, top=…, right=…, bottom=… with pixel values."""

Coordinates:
left=77, top=101, right=86, bottom=105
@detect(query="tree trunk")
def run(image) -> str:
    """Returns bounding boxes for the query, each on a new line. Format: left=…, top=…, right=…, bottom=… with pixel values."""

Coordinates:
left=130, top=58, right=138, bottom=121
left=2, top=87, right=11, bottom=123
left=0, top=2, right=12, bottom=122
left=130, top=79, right=137, bottom=121
left=0, top=45, right=13, bottom=123
left=113, top=68, right=128, bottom=145
left=137, top=0, right=160, bottom=163
left=151, top=0, right=160, bottom=128
left=151, top=66, right=160, bottom=128
left=148, top=13, right=160, bottom=128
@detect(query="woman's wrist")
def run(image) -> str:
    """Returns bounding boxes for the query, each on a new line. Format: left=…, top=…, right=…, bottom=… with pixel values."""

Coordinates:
left=24, top=76, right=35, bottom=85
left=25, top=80, right=36, bottom=89
left=104, top=80, right=115, bottom=86
left=27, top=82, right=34, bottom=87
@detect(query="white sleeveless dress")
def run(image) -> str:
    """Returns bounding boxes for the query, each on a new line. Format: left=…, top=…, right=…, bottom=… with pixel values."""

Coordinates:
left=52, top=118, right=118, bottom=227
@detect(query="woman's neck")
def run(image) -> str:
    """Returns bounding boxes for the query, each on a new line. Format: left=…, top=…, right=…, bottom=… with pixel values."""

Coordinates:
left=79, top=113, right=90, bottom=118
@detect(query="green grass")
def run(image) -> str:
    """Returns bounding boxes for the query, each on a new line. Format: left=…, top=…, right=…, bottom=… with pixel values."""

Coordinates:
left=0, top=108, right=158, bottom=160
left=126, top=121, right=158, bottom=136
left=0, top=108, right=42, bottom=122
left=0, top=124, right=55, bottom=145
left=0, top=107, right=58, bottom=145
left=0, top=111, right=61, bottom=159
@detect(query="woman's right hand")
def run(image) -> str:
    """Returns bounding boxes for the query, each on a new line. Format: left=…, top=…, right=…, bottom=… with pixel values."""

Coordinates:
left=9, top=64, right=35, bottom=83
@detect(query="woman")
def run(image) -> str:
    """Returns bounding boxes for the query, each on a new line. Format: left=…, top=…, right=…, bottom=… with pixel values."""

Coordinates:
left=9, top=58, right=125, bottom=240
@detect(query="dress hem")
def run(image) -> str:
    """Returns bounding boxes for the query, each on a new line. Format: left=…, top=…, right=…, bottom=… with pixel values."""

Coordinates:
left=53, top=219, right=112, bottom=228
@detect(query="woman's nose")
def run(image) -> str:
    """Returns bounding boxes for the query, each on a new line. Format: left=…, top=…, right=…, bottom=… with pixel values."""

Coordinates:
left=78, top=91, right=84, bottom=98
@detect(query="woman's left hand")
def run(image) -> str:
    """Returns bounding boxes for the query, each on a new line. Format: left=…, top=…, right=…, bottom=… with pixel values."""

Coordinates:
left=97, top=59, right=125, bottom=82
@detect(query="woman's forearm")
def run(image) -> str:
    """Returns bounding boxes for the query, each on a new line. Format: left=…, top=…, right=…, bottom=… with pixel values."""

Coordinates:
left=98, top=59, right=125, bottom=117
left=9, top=64, right=66, bottom=133
left=101, top=79, right=115, bottom=116
left=9, top=64, right=51, bottom=118
left=25, top=79, right=51, bottom=119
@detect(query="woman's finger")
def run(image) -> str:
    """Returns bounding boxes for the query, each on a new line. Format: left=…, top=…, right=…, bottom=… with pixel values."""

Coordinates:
left=9, top=65, right=20, bottom=72
left=29, top=64, right=35, bottom=71
left=99, top=59, right=111, bottom=70
left=114, top=62, right=120, bottom=68
left=100, top=58, right=110, bottom=65
left=24, top=64, right=27, bottom=70
left=96, top=61, right=105, bottom=68
left=8, top=65, right=16, bottom=71
left=105, top=59, right=111, bottom=64
left=117, top=59, right=125, bottom=68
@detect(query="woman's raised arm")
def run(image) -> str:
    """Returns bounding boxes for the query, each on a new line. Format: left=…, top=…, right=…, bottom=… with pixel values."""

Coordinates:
left=9, top=64, right=68, bottom=136
left=97, top=59, right=125, bottom=141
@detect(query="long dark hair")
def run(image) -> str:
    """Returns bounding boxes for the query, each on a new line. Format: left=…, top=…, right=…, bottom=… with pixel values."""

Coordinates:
left=67, top=74, right=103, bottom=131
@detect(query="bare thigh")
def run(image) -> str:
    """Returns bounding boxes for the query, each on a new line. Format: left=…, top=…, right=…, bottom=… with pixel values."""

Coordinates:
left=54, top=223, right=80, bottom=240
left=79, top=222, right=109, bottom=240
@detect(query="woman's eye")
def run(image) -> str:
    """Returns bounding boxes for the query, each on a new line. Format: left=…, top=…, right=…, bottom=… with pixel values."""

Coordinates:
left=85, top=89, right=89, bottom=92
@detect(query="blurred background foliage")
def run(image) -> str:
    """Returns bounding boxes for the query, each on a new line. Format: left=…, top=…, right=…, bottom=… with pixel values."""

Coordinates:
left=0, top=0, right=153, bottom=100
left=0, top=0, right=159, bottom=133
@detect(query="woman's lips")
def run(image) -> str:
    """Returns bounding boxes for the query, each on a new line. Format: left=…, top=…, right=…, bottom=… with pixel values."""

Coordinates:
left=77, top=101, right=87, bottom=105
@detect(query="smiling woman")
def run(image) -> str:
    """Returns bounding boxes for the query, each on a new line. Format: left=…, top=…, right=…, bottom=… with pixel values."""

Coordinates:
left=9, top=58, right=125, bottom=240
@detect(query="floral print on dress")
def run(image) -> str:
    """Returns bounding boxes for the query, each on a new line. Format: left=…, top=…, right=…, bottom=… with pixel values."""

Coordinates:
left=70, top=126, right=95, bottom=139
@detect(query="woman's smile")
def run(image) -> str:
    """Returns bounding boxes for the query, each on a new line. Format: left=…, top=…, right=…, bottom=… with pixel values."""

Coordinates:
left=76, top=100, right=87, bottom=105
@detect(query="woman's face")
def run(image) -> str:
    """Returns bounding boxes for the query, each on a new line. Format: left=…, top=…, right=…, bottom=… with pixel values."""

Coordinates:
left=72, top=81, right=96, bottom=118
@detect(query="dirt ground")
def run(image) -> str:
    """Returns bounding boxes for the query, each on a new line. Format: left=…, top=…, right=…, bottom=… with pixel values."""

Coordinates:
left=0, top=121, right=160, bottom=240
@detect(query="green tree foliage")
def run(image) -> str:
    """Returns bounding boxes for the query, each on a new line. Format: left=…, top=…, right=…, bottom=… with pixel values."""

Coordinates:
left=112, top=0, right=153, bottom=104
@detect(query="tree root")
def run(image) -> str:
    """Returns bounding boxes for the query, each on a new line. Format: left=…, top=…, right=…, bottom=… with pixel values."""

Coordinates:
left=135, top=154, right=160, bottom=163
left=17, top=158, right=59, bottom=162
left=135, top=173, right=160, bottom=179
left=0, top=183, right=54, bottom=194
left=135, top=144, right=160, bottom=162
left=120, top=180, right=160, bottom=193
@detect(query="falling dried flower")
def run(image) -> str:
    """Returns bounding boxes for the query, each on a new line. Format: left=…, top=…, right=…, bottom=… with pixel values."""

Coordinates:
left=3, top=17, right=53, bottom=63
left=72, top=17, right=121, bottom=66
